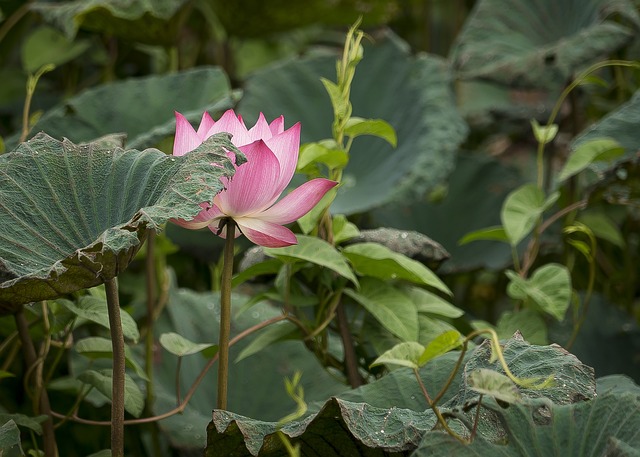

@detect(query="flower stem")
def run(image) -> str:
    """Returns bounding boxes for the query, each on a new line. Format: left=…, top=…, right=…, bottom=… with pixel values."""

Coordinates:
left=217, top=219, right=236, bottom=410
left=104, top=278, right=125, bottom=457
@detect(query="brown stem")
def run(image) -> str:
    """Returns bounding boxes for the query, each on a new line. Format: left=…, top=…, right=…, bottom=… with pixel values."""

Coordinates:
left=336, top=302, right=363, bottom=387
left=15, top=308, right=58, bottom=457
left=217, top=220, right=236, bottom=410
left=104, top=278, right=125, bottom=457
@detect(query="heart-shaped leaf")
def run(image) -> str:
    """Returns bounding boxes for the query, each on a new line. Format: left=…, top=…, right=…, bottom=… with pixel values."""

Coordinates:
left=77, top=369, right=144, bottom=417
left=450, top=0, right=640, bottom=88
left=7, top=67, right=235, bottom=151
left=506, top=264, right=572, bottom=321
left=0, top=133, right=240, bottom=314
left=238, top=31, right=467, bottom=214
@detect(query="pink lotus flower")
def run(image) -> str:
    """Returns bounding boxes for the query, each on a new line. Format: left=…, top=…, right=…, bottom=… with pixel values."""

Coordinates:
left=172, top=109, right=337, bottom=248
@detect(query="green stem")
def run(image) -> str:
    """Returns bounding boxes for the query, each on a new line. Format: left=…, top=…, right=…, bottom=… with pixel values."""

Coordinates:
left=104, top=278, right=125, bottom=457
left=15, top=308, right=58, bottom=457
left=217, top=219, right=236, bottom=410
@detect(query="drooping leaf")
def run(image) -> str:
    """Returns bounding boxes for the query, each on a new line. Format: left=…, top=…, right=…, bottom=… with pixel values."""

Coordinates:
left=207, top=397, right=433, bottom=456
left=263, top=235, right=358, bottom=286
left=450, top=0, right=640, bottom=88
left=77, top=369, right=144, bottom=417
left=32, top=0, right=192, bottom=45
left=239, top=31, right=467, bottom=214
left=576, top=210, right=625, bottom=247
left=159, top=332, right=217, bottom=357
left=0, top=133, right=239, bottom=314
left=7, top=67, right=235, bottom=151
left=344, top=277, right=419, bottom=342
left=343, top=242, right=450, bottom=295
left=459, top=226, right=509, bottom=245
left=501, top=184, right=558, bottom=246
left=506, top=264, right=572, bottom=321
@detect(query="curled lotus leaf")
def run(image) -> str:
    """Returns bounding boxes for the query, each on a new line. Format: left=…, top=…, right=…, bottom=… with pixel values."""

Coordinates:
left=0, top=132, right=241, bottom=314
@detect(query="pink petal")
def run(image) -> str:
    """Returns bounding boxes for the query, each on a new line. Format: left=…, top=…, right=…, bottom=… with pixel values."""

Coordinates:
left=247, top=113, right=273, bottom=143
left=264, top=122, right=301, bottom=195
left=260, top=178, right=338, bottom=225
left=205, top=109, right=250, bottom=146
left=234, top=217, right=298, bottom=247
left=173, top=112, right=202, bottom=156
left=269, top=116, right=285, bottom=135
left=216, top=140, right=282, bottom=216
left=196, top=112, right=215, bottom=138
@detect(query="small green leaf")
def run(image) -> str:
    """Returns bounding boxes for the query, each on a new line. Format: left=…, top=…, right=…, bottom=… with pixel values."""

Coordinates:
left=75, top=336, right=149, bottom=381
left=344, top=117, right=397, bottom=147
left=501, top=184, right=558, bottom=246
left=418, top=330, right=463, bottom=366
left=530, top=119, right=558, bottom=145
left=264, top=235, right=358, bottom=285
left=332, top=214, right=360, bottom=244
left=405, top=287, right=464, bottom=318
left=77, top=369, right=144, bottom=417
left=296, top=187, right=338, bottom=234
left=506, top=263, right=572, bottom=321
left=60, top=296, right=140, bottom=342
left=321, top=78, right=350, bottom=120
left=86, top=451, right=112, bottom=457
left=458, top=226, right=509, bottom=245
left=370, top=341, right=424, bottom=370
left=235, top=321, right=298, bottom=362
left=0, top=414, right=46, bottom=435
left=342, top=242, right=450, bottom=295
left=297, top=141, right=348, bottom=172
left=468, top=368, right=522, bottom=403
left=344, top=277, right=418, bottom=342
left=232, top=258, right=283, bottom=288
left=558, top=138, right=624, bottom=182
left=0, top=370, right=14, bottom=380
left=0, top=420, right=22, bottom=455
left=159, top=332, right=217, bottom=357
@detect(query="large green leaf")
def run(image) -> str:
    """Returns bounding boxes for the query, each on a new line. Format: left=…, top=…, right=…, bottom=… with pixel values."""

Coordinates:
left=7, top=67, right=235, bottom=151
left=450, top=0, right=640, bottom=88
left=208, top=397, right=433, bottom=456
left=206, top=334, right=601, bottom=456
left=239, top=31, right=467, bottom=214
left=572, top=89, right=640, bottom=172
left=0, top=133, right=239, bottom=314
left=32, top=0, right=191, bottom=45
left=415, top=381, right=640, bottom=456
left=371, top=153, right=525, bottom=273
